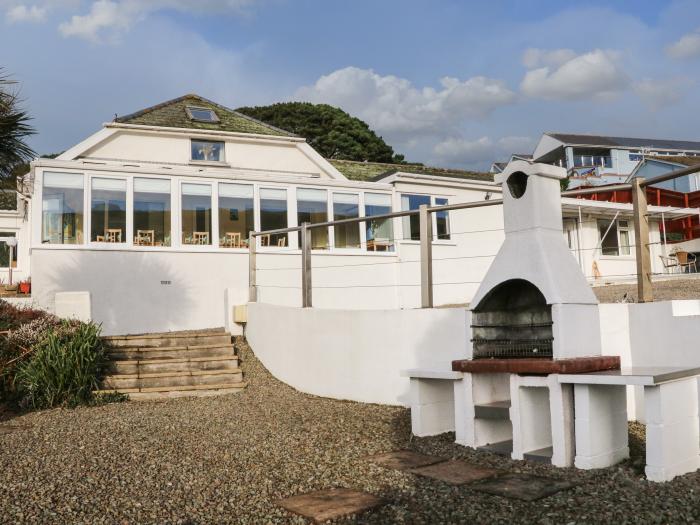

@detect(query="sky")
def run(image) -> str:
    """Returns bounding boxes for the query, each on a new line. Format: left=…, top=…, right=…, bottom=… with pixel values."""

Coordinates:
left=3, top=0, right=700, bottom=170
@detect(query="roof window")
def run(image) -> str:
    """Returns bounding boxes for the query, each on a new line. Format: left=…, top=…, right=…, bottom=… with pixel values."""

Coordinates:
left=185, top=106, right=219, bottom=123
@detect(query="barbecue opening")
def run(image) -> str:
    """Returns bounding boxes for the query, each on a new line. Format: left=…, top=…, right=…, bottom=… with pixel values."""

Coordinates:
left=471, top=278, right=553, bottom=359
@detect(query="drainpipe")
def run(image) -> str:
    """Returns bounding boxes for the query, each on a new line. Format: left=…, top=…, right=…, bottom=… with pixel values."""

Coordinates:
left=576, top=205, right=584, bottom=271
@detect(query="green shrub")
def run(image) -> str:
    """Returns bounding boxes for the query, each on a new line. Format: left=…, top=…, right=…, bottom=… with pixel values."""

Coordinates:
left=14, top=322, right=106, bottom=409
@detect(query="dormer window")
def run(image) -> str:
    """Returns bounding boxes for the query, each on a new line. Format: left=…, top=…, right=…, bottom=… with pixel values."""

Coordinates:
left=185, top=106, right=219, bottom=123
left=191, top=140, right=224, bottom=162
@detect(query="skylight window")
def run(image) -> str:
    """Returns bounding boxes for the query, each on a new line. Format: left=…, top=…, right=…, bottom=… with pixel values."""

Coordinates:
left=185, top=106, right=219, bottom=123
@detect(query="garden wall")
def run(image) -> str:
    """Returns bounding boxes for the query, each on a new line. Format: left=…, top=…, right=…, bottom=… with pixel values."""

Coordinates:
left=246, top=302, right=470, bottom=405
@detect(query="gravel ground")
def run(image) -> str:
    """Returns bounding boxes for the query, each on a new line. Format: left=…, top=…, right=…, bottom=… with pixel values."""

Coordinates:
left=594, top=277, right=700, bottom=303
left=1, top=339, right=699, bottom=524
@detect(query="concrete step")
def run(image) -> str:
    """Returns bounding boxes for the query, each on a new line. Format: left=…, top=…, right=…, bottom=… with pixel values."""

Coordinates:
left=523, top=446, right=553, bottom=464
left=477, top=439, right=513, bottom=457
left=108, top=343, right=235, bottom=361
left=107, top=356, right=239, bottom=375
left=101, top=369, right=243, bottom=390
left=474, top=400, right=511, bottom=420
left=104, top=330, right=230, bottom=349
left=96, top=381, right=248, bottom=401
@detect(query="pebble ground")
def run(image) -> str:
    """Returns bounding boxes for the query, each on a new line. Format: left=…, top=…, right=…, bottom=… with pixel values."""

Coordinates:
left=1, top=339, right=699, bottom=524
left=593, top=277, right=700, bottom=303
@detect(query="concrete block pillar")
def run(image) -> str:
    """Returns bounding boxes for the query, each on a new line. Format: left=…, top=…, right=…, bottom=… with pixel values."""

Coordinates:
left=510, top=374, right=574, bottom=467
left=644, top=378, right=700, bottom=482
left=454, top=374, right=474, bottom=446
left=408, top=378, right=456, bottom=437
left=573, top=384, right=629, bottom=469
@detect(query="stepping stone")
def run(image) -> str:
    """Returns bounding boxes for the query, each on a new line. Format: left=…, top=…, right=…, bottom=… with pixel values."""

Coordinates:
left=471, top=473, right=577, bottom=501
left=367, top=450, right=445, bottom=470
left=411, top=460, right=501, bottom=485
left=0, top=423, right=31, bottom=435
left=276, top=488, right=383, bottom=523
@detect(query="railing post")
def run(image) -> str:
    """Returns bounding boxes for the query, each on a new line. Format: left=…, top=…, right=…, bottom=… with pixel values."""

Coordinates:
left=248, top=233, right=257, bottom=302
left=419, top=204, right=433, bottom=308
left=301, top=222, right=312, bottom=308
left=632, top=177, right=653, bottom=302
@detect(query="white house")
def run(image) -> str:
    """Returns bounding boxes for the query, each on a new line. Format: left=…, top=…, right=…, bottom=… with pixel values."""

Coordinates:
left=9, top=95, right=697, bottom=335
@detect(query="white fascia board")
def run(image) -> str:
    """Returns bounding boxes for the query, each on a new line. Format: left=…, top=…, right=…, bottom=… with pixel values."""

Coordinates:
left=30, top=158, right=393, bottom=191
left=296, top=142, right=347, bottom=180
left=57, top=127, right=117, bottom=161
left=105, top=122, right=305, bottom=145
left=386, top=172, right=499, bottom=192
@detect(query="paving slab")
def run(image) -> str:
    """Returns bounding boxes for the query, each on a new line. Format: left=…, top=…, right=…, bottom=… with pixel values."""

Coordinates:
left=411, top=460, right=501, bottom=485
left=0, top=423, right=31, bottom=435
left=471, top=473, right=577, bottom=501
left=276, top=488, right=383, bottom=523
left=367, top=450, right=446, bottom=470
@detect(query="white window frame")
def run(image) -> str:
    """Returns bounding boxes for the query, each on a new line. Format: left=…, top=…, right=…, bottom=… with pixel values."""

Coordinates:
left=399, top=192, right=452, bottom=243
left=190, top=139, right=226, bottom=164
left=179, top=179, right=214, bottom=250
left=87, top=174, right=130, bottom=248
left=598, top=218, right=633, bottom=257
left=257, top=185, right=292, bottom=251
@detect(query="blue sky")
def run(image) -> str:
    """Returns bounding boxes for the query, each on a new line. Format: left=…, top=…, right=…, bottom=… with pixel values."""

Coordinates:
left=2, top=0, right=700, bottom=169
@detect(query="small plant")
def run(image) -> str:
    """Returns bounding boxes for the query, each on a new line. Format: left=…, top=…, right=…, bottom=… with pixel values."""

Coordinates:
left=14, top=321, right=106, bottom=409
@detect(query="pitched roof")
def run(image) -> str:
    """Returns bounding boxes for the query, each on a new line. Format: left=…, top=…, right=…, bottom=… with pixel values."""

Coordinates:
left=646, top=155, right=700, bottom=167
left=328, top=159, right=493, bottom=183
left=115, top=94, right=294, bottom=137
left=546, top=132, right=700, bottom=151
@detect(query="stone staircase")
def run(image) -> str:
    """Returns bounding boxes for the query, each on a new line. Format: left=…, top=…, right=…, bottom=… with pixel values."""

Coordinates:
left=97, top=328, right=246, bottom=400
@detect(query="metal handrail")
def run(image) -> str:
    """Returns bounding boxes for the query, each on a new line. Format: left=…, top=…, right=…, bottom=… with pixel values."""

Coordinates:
left=250, top=198, right=504, bottom=237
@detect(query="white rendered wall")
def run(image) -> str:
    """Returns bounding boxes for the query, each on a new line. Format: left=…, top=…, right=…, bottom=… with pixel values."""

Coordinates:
left=246, top=302, right=470, bottom=405
left=84, top=130, right=333, bottom=179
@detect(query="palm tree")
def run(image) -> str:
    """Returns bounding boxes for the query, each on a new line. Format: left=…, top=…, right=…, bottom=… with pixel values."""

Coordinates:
left=0, top=70, right=35, bottom=190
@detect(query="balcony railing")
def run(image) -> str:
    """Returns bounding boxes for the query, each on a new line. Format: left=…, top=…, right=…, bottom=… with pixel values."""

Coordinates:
left=572, top=155, right=612, bottom=168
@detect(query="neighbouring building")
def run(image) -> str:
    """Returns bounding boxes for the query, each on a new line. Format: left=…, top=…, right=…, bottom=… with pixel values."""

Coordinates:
left=523, top=132, right=700, bottom=188
left=3, top=95, right=697, bottom=335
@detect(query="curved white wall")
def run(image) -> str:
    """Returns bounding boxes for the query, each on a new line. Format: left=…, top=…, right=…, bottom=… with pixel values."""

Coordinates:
left=245, top=302, right=470, bottom=405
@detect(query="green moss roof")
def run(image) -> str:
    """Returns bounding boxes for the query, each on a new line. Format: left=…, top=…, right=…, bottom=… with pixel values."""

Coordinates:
left=115, top=94, right=294, bottom=137
left=328, top=159, right=494, bottom=183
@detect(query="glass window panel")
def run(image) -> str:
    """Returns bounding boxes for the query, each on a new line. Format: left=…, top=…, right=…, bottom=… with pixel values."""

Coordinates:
left=191, top=140, right=224, bottom=162
left=219, top=183, right=254, bottom=248
left=42, top=172, right=84, bottom=244
left=401, top=194, right=430, bottom=240
left=181, top=183, right=212, bottom=245
left=0, top=232, right=17, bottom=268
left=364, top=193, right=393, bottom=252
left=597, top=219, right=619, bottom=256
left=333, top=193, right=360, bottom=249
left=91, top=177, right=126, bottom=243
left=260, top=188, right=288, bottom=247
left=435, top=197, right=450, bottom=240
left=134, top=178, right=171, bottom=246
left=297, top=188, right=328, bottom=249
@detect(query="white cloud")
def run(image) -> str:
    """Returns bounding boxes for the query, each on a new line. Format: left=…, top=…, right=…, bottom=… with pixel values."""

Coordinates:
left=295, top=66, right=516, bottom=138
left=520, top=49, right=629, bottom=101
left=666, top=28, right=700, bottom=59
left=58, top=0, right=256, bottom=42
left=522, top=48, right=576, bottom=69
left=433, top=135, right=535, bottom=165
left=6, top=4, right=46, bottom=23
left=634, top=77, right=688, bottom=110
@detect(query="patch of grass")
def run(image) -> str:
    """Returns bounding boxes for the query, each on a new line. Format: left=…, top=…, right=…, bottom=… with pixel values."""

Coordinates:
left=80, top=391, right=129, bottom=407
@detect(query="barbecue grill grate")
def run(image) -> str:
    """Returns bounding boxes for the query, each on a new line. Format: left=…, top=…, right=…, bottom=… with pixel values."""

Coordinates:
left=471, top=338, right=553, bottom=359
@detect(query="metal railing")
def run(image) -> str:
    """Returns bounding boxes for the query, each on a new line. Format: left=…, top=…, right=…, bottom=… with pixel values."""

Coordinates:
left=248, top=198, right=503, bottom=308
left=249, top=160, right=700, bottom=307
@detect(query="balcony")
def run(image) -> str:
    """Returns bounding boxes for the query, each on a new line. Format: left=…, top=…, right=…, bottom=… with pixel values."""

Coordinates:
left=572, top=155, right=613, bottom=168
